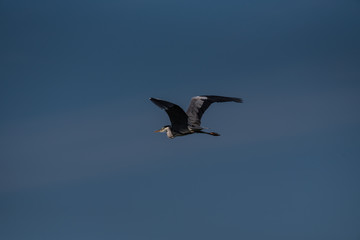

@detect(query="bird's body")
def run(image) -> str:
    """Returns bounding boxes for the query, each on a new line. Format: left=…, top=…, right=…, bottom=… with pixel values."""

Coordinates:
left=150, top=95, right=242, bottom=139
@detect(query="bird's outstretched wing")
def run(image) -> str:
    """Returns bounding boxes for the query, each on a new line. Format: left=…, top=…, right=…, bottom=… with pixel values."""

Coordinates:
left=186, top=95, right=242, bottom=128
left=150, top=98, right=189, bottom=129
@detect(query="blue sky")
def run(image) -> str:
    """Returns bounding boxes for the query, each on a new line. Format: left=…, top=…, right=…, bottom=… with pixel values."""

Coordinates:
left=1, top=0, right=360, bottom=239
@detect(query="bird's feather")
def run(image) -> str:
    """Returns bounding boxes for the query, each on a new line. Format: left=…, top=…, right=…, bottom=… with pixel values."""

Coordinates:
left=186, top=95, right=242, bottom=128
left=149, top=98, right=189, bottom=129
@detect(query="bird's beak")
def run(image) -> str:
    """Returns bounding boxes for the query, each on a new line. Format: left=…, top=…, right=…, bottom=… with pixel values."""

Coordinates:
left=154, top=129, right=161, bottom=133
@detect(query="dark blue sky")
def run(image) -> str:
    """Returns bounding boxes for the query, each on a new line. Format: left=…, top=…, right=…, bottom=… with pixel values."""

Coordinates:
left=1, top=0, right=360, bottom=239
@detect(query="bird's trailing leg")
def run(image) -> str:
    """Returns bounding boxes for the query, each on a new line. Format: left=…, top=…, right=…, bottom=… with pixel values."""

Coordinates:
left=209, top=132, right=220, bottom=136
left=198, top=130, right=220, bottom=136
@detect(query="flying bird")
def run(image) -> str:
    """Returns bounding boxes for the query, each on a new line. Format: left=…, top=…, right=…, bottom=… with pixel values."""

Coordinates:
left=150, top=95, right=242, bottom=139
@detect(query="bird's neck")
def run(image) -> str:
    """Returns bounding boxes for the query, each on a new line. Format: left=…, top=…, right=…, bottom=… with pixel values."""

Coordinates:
left=165, top=126, right=174, bottom=139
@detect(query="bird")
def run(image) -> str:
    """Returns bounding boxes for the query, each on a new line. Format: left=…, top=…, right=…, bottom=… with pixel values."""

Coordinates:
left=150, top=95, right=242, bottom=139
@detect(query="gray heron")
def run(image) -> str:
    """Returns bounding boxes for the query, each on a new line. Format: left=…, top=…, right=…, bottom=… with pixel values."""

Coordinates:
left=150, top=95, right=242, bottom=139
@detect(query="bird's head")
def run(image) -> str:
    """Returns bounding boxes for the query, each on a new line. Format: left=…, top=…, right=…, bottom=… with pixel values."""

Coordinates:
left=154, top=125, right=171, bottom=133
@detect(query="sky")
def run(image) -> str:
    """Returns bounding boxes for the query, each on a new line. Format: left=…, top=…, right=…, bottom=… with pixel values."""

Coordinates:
left=1, top=0, right=360, bottom=239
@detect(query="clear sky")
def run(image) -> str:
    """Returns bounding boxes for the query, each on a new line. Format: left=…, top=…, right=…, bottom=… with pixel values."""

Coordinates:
left=1, top=0, right=360, bottom=239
